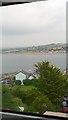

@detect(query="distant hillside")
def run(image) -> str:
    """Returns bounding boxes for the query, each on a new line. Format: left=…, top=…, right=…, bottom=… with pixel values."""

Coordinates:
left=1, top=43, right=66, bottom=53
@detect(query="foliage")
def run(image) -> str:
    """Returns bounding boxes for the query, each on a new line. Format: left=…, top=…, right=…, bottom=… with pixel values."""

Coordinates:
left=35, top=61, right=68, bottom=108
left=2, top=60, right=68, bottom=113
left=2, top=85, right=19, bottom=110
left=23, top=79, right=37, bottom=86
left=15, top=80, right=21, bottom=85
left=11, top=86, right=37, bottom=105
left=29, top=95, right=54, bottom=114
left=11, top=85, right=55, bottom=113
left=13, top=97, right=23, bottom=106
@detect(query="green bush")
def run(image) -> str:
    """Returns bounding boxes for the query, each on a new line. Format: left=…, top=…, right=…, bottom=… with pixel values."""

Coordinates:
left=14, top=97, right=23, bottom=106
left=15, top=80, right=21, bottom=85
left=2, top=85, right=19, bottom=110
left=29, top=95, right=54, bottom=114
left=11, top=86, right=37, bottom=105
left=23, top=79, right=37, bottom=86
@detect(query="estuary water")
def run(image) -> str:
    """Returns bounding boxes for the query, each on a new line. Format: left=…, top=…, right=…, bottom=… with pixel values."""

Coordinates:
left=0, top=53, right=66, bottom=74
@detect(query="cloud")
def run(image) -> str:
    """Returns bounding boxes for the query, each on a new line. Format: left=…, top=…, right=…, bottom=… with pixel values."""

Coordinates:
left=0, top=0, right=66, bottom=48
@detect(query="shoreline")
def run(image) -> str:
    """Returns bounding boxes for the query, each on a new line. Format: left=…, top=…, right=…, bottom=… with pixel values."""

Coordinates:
left=0, top=51, right=66, bottom=55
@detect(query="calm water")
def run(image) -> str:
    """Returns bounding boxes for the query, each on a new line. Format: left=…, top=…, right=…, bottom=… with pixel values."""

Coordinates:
left=0, top=53, right=66, bottom=73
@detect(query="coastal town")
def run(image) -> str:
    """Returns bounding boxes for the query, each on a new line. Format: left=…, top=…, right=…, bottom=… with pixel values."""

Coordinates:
left=0, top=43, right=67, bottom=85
left=0, top=43, right=66, bottom=54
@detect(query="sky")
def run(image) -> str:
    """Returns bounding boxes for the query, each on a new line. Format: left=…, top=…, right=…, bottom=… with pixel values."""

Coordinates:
left=0, top=0, right=67, bottom=48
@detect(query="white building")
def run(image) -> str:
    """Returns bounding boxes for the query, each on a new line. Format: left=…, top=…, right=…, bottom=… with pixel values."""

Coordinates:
left=15, top=72, right=27, bottom=85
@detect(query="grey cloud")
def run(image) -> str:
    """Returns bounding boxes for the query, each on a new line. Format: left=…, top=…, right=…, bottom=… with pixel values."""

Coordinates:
left=2, top=25, right=45, bottom=36
left=1, top=0, right=66, bottom=48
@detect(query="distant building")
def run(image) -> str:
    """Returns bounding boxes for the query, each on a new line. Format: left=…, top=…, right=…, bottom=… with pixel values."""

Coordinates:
left=15, top=70, right=38, bottom=85
left=28, top=76, right=34, bottom=80
left=15, top=71, right=27, bottom=85
left=63, top=68, right=68, bottom=76
left=0, top=77, right=11, bottom=84
left=27, top=71, right=37, bottom=80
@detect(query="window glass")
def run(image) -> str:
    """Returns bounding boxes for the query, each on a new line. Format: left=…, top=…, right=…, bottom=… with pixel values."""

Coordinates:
left=0, top=0, right=68, bottom=116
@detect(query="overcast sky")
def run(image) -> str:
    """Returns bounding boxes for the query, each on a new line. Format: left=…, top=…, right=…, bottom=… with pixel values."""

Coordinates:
left=0, top=0, right=67, bottom=48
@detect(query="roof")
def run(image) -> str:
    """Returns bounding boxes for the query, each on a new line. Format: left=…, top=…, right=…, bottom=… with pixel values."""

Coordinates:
left=15, top=70, right=27, bottom=75
left=15, top=69, right=36, bottom=77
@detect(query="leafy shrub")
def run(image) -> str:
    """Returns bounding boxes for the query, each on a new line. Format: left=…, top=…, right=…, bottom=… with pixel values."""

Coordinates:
left=23, top=79, right=37, bottom=86
left=2, top=85, right=19, bottom=110
left=15, top=80, right=21, bottom=85
left=29, top=95, right=54, bottom=114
